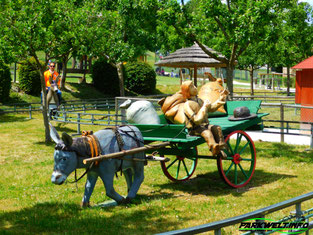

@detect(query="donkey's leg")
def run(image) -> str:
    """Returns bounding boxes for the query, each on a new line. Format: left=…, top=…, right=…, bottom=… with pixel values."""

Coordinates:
left=99, top=171, right=124, bottom=203
left=123, top=168, right=133, bottom=193
left=126, top=162, right=144, bottom=199
left=81, top=171, right=98, bottom=207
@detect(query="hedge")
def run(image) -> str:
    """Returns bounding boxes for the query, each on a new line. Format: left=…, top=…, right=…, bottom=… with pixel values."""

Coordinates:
left=0, top=61, right=11, bottom=102
left=18, top=57, right=45, bottom=95
left=124, top=61, right=156, bottom=95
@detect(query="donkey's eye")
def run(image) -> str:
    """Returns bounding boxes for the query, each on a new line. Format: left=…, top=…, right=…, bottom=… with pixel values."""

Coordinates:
left=61, top=158, right=67, bottom=162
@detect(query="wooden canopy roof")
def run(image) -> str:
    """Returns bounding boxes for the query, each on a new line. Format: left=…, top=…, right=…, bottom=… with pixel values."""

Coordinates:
left=155, top=43, right=227, bottom=68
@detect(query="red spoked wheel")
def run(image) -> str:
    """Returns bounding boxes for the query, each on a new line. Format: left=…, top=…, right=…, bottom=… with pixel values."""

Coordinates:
left=217, top=130, right=256, bottom=188
left=160, top=148, right=198, bottom=182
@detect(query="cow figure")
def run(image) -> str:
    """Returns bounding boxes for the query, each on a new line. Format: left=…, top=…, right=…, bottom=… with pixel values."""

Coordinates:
left=50, top=124, right=145, bottom=207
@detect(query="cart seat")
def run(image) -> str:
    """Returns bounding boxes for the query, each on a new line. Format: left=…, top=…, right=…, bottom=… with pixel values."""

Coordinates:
left=134, top=100, right=268, bottom=144
left=210, top=100, right=268, bottom=135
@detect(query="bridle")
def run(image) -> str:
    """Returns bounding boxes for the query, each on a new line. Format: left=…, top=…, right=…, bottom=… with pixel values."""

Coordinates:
left=54, top=143, right=94, bottom=184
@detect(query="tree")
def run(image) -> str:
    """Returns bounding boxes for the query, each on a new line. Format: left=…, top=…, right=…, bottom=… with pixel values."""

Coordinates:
left=273, top=2, right=313, bottom=95
left=237, top=42, right=267, bottom=96
left=158, top=0, right=292, bottom=96
left=77, top=0, right=158, bottom=96
left=45, top=1, right=83, bottom=90
left=0, top=0, right=79, bottom=142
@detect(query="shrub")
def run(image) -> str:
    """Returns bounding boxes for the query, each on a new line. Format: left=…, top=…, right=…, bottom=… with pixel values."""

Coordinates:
left=18, top=57, right=45, bottom=95
left=0, top=61, right=11, bottom=102
left=124, top=61, right=156, bottom=95
left=90, top=59, right=120, bottom=96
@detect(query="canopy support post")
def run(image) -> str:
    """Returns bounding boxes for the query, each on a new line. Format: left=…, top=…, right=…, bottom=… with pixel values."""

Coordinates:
left=194, top=65, right=198, bottom=87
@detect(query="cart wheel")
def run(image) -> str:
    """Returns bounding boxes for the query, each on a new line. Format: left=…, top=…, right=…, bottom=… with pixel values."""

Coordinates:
left=160, top=148, right=198, bottom=182
left=217, top=130, right=256, bottom=188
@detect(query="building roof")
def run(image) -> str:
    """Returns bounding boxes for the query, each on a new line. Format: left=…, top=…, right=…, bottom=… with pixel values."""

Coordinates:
left=292, top=56, right=313, bottom=70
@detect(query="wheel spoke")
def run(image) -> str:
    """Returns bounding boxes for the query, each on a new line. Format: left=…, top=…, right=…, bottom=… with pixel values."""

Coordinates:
left=234, top=164, right=238, bottom=185
left=223, top=148, right=232, bottom=157
left=166, top=158, right=178, bottom=170
left=176, top=160, right=181, bottom=178
left=182, top=159, right=190, bottom=176
left=224, top=157, right=234, bottom=161
left=234, top=133, right=242, bottom=153
left=239, top=141, right=250, bottom=155
left=226, top=139, right=235, bottom=156
left=240, top=158, right=253, bottom=161
left=225, top=162, right=234, bottom=176
left=238, top=163, right=249, bottom=179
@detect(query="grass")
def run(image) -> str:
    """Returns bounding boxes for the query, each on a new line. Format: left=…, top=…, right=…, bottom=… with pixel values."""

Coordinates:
left=1, top=111, right=313, bottom=234
left=1, top=67, right=307, bottom=234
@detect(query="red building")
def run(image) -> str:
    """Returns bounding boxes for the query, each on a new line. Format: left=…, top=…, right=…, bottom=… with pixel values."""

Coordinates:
left=292, top=56, right=313, bottom=123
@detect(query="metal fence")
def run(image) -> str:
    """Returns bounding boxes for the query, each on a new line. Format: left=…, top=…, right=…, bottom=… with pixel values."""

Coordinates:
left=2, top=95, right=313, bottom=147
left=0, top=98, right=116, bottom=119
left=50, top=111, right=123, bottom=134
left=259, top=103, right=313, bottom=147
left=157, top=191, right=313, bottom=235
left=233, top=95, right=295, bottom=103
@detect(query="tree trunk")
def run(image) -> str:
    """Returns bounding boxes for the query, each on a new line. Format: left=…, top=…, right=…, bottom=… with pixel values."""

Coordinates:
left=60, top=56, right=68, bottom=90
left=72, top=57, right=76, bottom=69
left=226, top=65, right=234, bottom=99
left=250, top=68, right=254, bottom=98
left=287, top=66, right=290, bottom=96
left=33, top=54, right=51, bottom=143
left=116, top=62, right=125, bottom=97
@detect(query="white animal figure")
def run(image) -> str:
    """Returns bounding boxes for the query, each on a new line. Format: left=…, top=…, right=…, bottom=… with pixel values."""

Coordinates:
left=120, top=100, right=160, bottom=124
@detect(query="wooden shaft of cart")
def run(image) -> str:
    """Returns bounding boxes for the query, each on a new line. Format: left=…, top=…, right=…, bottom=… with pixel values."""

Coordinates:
left=83, top=141, right=171, bottom=164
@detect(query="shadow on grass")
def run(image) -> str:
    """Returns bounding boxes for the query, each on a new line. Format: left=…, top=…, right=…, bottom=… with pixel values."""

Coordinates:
left=0, top=201, right=183, bottom=234
left=256, top=142, right=313, bottom=163
left=1, top=96, right=30, bottom=105
left=0, top=114, right=31, bottom=123
left=156, top=169, right=296, bottom=197
left=53, top=123, right=77, bottom=133
left=64, top=83, right=111, bottom=100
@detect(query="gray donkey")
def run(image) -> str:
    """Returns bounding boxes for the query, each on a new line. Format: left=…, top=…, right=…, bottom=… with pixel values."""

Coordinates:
left=50, top=124, right=145, bottom=207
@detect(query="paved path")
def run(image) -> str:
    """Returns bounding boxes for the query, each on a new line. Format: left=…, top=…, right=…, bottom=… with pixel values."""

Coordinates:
left=243, top=129, right=311, bottom=147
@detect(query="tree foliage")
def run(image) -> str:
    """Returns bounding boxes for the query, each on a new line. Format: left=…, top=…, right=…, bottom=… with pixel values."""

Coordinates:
left=157, top=0, right=294, bottom=95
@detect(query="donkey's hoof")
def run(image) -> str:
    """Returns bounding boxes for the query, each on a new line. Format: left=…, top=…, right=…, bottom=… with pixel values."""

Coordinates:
left=81, top=201, right=90, bottom=208
left=119, top=197, right=132, bottom=205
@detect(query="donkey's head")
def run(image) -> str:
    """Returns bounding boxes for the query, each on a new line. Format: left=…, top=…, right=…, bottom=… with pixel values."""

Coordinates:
left=49, top=123, right=77, bottom=185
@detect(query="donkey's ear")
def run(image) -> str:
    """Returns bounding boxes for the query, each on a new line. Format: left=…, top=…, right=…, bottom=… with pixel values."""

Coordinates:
left=49, top=123, right=61, bottom=144
left=61, top=132, right=73, bottom=147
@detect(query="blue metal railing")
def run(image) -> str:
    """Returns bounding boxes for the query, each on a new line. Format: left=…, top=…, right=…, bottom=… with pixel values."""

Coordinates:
left=156, top=192, right=313, bottom=235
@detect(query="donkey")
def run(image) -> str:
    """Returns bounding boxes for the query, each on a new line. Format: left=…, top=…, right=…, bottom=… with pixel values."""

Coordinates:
left=50, top=124, right=145, bottom=207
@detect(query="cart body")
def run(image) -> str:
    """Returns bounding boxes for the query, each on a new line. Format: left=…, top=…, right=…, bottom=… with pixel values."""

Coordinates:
left=134, top=100, right=268, bottom=188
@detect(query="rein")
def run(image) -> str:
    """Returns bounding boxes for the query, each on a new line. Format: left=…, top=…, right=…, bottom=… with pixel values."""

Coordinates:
left=68, top=162, right=94, bottom=184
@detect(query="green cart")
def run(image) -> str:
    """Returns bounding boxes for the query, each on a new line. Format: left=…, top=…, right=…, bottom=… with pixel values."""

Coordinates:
left=134, top=100, right=268, bottom=188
